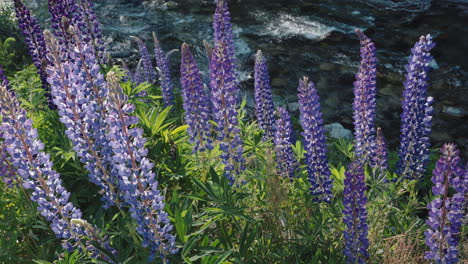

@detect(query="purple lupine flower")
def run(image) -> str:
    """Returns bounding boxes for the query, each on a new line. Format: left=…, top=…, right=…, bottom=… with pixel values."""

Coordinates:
left=132, top=59, right=145, bottom=85
left=0, top=64, right=8, bottom=88
left=0, top=82, right=116, bottom=262
left=14, top=0, right=51, bottom=99
left=353, top=29, right=377, bottom=167
left=396, top=34, right=435, bottom=180
left=210, top=0, right=245, bottom=184
left=48, top=0, right=80, bottom=46
left=131, top=36, right=156, bottom=84
left=254, top=50, right=276, bottom=139
left=372, top=127, right=388, bottom=176
left=45, top=30, right=118, bottom=208
left=75, top=0, right=107, bottom=65
left=105, top=72, right=177, bottom=261
left=0, top=133, right=18, bottom=187
left=153, top=33, right=175, bottom=107
left=425, top=143, right=465, bottom=264
left=298, top=77, right=333, bottom=203
left=343, top=161, right=369, bottom=263
left=180, top=43, right=212, bottom=152
left=273, top=107, right=297, bottom=180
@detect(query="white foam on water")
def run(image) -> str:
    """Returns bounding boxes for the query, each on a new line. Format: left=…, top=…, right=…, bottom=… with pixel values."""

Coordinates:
left=257, top=12, right=338, bottom=40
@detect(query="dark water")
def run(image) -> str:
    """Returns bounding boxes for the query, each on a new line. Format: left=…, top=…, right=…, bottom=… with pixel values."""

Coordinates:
left=28, top=0, right=468, bottom=157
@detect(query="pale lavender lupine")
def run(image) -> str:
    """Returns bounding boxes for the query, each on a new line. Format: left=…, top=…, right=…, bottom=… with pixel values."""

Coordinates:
left=105, top=72, right=177, bottom=262
left=45, top=30, right=118, bottom=208
left=0, top=81, right=116, bottom=262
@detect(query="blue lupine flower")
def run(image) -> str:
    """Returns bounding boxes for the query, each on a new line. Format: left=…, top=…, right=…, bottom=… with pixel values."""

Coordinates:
left=153, top=33, right=175, bottom=107
left=210, top=0, right=245, bottom=184
left=372, top=127, right=388, bottom=179
left=273, top=107, right=297, bottom=180
left=48, top=0, right=80, bottom=46
left=0, top=82, right=117, bottom=262
left=425, top=143, right=465, bottom=264
left=353, top=29, right=377, bottom=167
left=180, top=43, right=212, bottom=152
left=131, top=36, right=156, bottom=84
left=105, top=72, right=177, bottom=261
left=254, top=50, right=276, bottom=139
left=14, top=0, right=51, bottom=100
left=298, top=77, right=333, bottom=203
left=343, top=161, right=369, bottom=264
left=396, top=34, right=435, bottom=179
left=75, top=0, right=107, bottom=64
left=45, top=31, right=118, bottom=208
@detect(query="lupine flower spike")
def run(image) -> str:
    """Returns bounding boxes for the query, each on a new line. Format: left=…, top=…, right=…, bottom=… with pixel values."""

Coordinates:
left=353, top=29, right=377, bottom=167
left=105, top=72, right=177, bottom=261
left=45, top=30, right=118, bottom=208
left=397, top=34, right=435, bottom=180
left=75, top=0, right=108, bottom=64
left=0, top=80, right=117, bottom=262
left=343, top=161, right=369, bottom=264
left=14, top=0, right=51, bottom=100
left=210, top=0, right=245, bottom=184
left=131, top=36, right=157, bottom=84
left=48, top=0, right=80, bottom=46
left=298, top=77, right=333, bottom=203
left=153, top=32, right=175, bottom=107
left=425, top=143, right=465, bottom=264
left=180, top=43, right=212, bottom=152
left=372, top=127, right=388, bottom=179
left=273, top=107, right=297, bottom=180
left=254, top=50, right=276, bottom=139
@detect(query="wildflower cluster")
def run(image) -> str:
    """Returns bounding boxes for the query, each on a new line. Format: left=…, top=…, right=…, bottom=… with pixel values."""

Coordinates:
left=0, top=79, right=116, bottom=262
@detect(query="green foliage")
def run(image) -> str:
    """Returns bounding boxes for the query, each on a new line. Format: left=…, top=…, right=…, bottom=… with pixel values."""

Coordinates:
left=0, top=6, right=30, bottom=73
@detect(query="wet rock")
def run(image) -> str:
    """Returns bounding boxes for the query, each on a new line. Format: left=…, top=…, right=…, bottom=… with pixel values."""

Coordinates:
left=442, top=106, right=466, bottom=118
left=288, top=102, right=300, bottom=112
left=325, top=123, right=353, bottom=140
